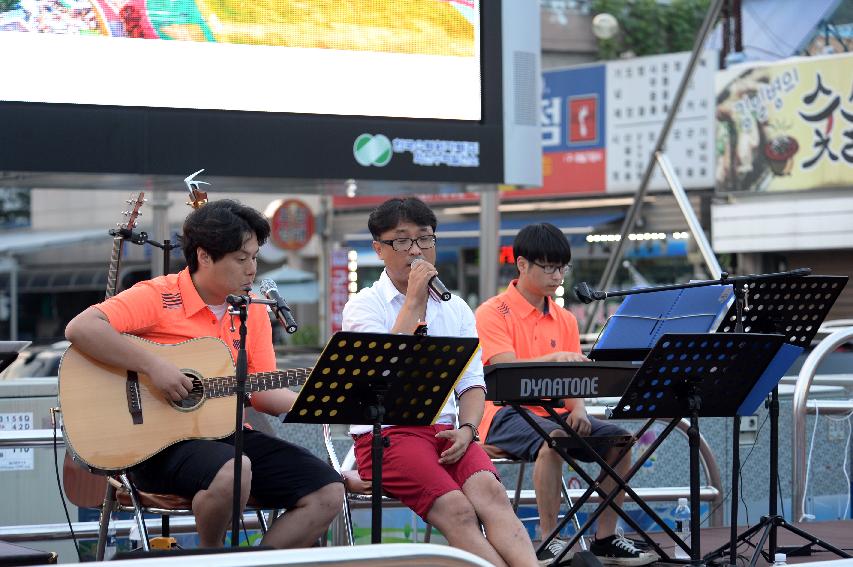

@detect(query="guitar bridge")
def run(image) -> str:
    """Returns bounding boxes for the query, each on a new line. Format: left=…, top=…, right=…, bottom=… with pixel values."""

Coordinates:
left=126, top=371, right=143, bottom=424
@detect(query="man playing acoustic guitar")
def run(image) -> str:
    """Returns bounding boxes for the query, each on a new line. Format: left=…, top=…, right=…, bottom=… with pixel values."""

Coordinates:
left=65, top=199, right=344, bottom=549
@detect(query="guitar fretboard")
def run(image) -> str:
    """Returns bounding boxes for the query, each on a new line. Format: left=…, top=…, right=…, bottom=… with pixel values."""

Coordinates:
left=203, top=368, right=312, bottom=398
left=105, top=237, right=123, bottom=299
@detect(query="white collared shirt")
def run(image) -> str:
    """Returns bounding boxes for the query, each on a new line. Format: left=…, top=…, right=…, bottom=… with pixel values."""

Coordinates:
left=343, top=269, right=485, bottom=435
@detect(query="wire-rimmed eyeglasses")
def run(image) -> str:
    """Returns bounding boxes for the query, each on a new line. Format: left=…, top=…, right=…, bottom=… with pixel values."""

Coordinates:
left=531, top=261, right=572, bottom=275
left=377, top=235, right=437, bottom=252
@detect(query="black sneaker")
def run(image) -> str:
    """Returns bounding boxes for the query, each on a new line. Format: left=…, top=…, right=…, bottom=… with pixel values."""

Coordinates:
left=615, top=527, right=652, bottom=551
left=537, top=537, right=573, bottom=566
left=590, top=533, right=657, bottom=566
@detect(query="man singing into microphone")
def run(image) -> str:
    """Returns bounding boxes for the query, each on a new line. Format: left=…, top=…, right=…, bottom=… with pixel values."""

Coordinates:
left=342, top=197, right=537, bottom=567
left=65, top=199, right=343, bottom=549
left=475, top=223, right=656, bottom=566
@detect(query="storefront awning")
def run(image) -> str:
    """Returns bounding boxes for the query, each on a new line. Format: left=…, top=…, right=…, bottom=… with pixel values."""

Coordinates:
left=0, top=229, right=107, bottom=256
left=343, top=212, right=625, bottom=249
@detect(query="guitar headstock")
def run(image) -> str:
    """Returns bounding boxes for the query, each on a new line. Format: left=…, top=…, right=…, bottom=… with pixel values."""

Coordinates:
left=120, top=192, right=145, bottom=231
left=184, top=168, right=210, bottom=209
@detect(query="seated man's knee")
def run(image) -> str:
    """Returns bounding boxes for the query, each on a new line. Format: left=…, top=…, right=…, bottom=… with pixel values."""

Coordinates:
left=537, top=431, right=567, bottom=462
left=430, top=492, right=480, bottom=530
left=318, top=482, right=345, bottom=509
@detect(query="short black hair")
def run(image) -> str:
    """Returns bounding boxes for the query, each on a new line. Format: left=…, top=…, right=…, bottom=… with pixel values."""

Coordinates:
left=181, top=199, right=270, bottom=273
left=368, top=197, right=437, bottom=239
left=513, top=223, right=572, bottom=266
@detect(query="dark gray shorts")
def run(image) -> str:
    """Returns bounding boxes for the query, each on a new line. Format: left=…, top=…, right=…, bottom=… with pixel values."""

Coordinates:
left=484, top=406, right=629, bottom=463
left=130, top=428, right=342, bottom=510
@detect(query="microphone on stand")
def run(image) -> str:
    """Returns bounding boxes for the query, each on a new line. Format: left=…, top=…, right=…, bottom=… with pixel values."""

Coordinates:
left=411, top=258, right=452, bottom=301
left=259, top=279, right=298, bottom=334
left=573, top=281, right=607, bottom=304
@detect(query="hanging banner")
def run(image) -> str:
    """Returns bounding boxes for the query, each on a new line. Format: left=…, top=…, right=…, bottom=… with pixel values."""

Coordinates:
left=715, top=52, right=853, bottom=192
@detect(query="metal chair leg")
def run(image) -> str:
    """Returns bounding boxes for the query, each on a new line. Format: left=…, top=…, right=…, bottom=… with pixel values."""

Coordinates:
left=511, top=461, right=526, bottom=513
left=95, top=481, right=117, bottom=561
left=119, top=474, right=151, bottom=551
left=561, top=476, right=587, bottom=551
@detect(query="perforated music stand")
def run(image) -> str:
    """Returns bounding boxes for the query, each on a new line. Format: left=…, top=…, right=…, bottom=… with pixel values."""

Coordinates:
left=0, top=341, right=30, bottom=374
left=605, top=332, right=785, bottom=564
left=285, top=331, right=480, bottom=544
left=706, top=275, right=851, bottom=567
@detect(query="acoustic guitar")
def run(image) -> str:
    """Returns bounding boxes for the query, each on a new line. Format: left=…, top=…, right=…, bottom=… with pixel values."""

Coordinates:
left=59, top=335, right=310, bottom=472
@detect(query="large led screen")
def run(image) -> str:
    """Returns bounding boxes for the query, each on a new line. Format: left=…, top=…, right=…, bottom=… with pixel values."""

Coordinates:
left=0, top=0, right=481, bottom=120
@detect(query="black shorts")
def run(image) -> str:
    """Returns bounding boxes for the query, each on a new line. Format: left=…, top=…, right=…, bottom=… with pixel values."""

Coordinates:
left=484, top=406, right=629, bottom=463
left=130, top=428, right=342, bottom=510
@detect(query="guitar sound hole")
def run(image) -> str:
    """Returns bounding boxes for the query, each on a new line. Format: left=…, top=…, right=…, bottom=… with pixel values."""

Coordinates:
left=173, top=376, right=205, bottom=410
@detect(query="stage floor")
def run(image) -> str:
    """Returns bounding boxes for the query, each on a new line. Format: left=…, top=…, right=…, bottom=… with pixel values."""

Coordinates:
left=626, top=520, right=853, bottom=566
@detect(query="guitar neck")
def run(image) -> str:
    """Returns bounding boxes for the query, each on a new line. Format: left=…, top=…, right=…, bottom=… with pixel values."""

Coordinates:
left=105, top=236, right=123, bottom=299
left=202, top=368, right=312, bottom=398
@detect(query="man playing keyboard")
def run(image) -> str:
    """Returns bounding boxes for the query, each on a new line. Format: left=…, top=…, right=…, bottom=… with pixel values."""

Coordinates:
left=475, top=223, right=655, bottom=567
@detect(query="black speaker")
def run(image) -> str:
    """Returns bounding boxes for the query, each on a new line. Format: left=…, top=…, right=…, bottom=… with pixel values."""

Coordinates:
left=0, top=540, right=57, bottom=566
left=113, top=545, right=275, bottom=560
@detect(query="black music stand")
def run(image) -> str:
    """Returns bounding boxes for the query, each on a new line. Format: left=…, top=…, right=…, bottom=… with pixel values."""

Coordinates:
left=285, top=331, right=480, bottom=544
left=610, top=332, right=786, bottom=564
left=0, top=341, right=30, bottom=374
left=705, top=275, right=851, bottom=567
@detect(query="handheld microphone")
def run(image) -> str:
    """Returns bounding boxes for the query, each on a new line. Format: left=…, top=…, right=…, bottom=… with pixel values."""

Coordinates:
left=411, top=258, right=451, bottom=301
left=259, top=279, right=298, bottom=334
left=573, top=281, right=607, bottom=304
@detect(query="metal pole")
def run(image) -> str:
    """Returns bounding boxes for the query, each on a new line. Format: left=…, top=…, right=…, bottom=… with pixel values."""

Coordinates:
left=792, top=327, right=853, bottom=521
left=149, top=190, right=171, bottom=278
left=478, top=186, right=499, bottom=303
left=318, top=194, right=333, bottom=344
left=581, top=0, right=725, bottom=334
left=9, top=256, right=18, bottom=341
left=655, top=152, right=722, bottom=278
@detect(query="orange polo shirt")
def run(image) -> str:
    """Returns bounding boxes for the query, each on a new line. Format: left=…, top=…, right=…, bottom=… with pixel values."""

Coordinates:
left=95, top=268, right=275, bottom=375
left=475, top=280, right=581, bottom=437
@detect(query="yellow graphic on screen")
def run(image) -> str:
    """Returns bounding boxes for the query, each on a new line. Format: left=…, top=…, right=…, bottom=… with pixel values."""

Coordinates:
left=0, top=0, right=477, bottom=57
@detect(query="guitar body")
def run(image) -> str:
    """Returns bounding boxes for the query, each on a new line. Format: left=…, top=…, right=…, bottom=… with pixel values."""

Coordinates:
left=60, top=336, right=239, bottom=472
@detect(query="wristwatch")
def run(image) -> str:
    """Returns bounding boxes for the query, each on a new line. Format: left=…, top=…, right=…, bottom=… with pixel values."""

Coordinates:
left=459, top=422, right=480, bottom=442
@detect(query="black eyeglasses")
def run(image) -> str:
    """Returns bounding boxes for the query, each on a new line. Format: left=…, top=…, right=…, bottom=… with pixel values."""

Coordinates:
left=377, top=235, right=437, bottom=252
left=531, top=261, right=572, bottom=275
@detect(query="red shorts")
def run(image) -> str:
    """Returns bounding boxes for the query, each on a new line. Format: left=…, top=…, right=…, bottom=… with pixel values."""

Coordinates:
left=353, top=424, right=499, bottom=520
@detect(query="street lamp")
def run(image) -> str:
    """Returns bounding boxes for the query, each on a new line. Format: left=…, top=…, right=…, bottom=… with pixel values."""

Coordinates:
left=591, top=12, right=619, bottom=40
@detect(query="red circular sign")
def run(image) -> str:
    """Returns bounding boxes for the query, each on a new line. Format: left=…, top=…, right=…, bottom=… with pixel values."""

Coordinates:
left=270, top=199, right=315, bottom=250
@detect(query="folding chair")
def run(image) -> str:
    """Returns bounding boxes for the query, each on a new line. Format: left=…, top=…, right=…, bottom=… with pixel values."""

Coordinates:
left=322, top=424, right=432, bottom=546
left=95, top=473, right=276, bottom=559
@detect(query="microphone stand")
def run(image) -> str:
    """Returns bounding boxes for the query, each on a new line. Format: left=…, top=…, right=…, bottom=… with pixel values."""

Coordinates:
left=225, top=292, right=278, bottom=547
left=574, top=268, right=811, bottom=304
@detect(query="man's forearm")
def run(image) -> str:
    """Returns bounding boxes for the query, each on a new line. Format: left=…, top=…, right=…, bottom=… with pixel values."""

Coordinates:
left=457, top=387, right=486, bottom=426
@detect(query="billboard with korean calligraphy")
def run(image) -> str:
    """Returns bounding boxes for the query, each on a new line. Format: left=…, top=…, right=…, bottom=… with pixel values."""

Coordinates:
left=536, top=51, right=716, bottom=197
left=716, top=53, right=853, bottom=192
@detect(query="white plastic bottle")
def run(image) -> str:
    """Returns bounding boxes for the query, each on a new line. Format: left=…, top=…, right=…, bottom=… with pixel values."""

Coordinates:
left=772, top=552, right=788, bottom=566
left=673, top=497, right=691, bottom=560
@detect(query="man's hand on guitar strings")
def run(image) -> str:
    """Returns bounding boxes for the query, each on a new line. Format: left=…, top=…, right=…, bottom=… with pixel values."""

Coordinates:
left=146, top=357, right=195, bottom=401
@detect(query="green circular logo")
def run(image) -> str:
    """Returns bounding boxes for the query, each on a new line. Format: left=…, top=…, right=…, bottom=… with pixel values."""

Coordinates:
left=353, top=133, right=392, bottom=167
